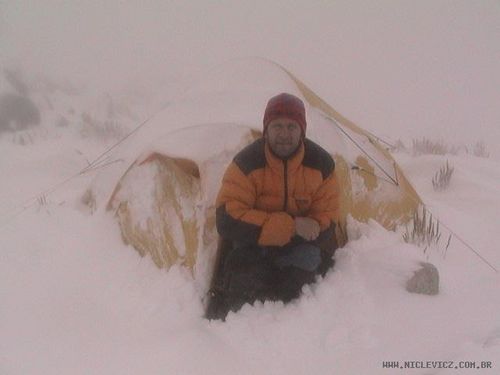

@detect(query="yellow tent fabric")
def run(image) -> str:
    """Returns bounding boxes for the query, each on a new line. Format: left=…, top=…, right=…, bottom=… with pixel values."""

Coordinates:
left=281, top=66, right=421, bottom=244
left=104, top=62, right=422, bottom=271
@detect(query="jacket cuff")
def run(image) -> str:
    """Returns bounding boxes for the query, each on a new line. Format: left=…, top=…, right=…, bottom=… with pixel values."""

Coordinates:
left=258, top=212, right=295, bottom=247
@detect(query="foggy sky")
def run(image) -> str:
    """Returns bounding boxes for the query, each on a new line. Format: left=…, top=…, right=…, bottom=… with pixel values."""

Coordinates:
left=1, top=0, right=499, bottom=146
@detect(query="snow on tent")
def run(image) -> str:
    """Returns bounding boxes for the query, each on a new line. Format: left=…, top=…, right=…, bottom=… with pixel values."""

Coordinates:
left=84, top=59, right=422, bottom=284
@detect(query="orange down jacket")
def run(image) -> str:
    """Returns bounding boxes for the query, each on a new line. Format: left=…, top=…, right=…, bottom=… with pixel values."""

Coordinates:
left=216, top=138, right=339, bottom=247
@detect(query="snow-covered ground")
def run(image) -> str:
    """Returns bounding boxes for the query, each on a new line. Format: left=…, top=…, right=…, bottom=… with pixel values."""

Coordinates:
left=0, top=58, right=499, bottom=375
left=2, top=0, right=499, bottom=372
left=1, top=109, right=500, bottom=375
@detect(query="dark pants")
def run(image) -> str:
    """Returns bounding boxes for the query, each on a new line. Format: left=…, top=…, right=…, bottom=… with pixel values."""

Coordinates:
left=205, top=226, right=337, bottom=320
left=221, top=243, right=320, bottom=311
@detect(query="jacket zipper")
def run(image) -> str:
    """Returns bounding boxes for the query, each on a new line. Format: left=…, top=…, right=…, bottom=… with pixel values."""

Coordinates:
left=283, top=159, right=288, bottom=212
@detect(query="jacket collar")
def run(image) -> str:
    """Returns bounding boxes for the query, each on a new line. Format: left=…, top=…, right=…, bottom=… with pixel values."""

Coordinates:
left=264, top=140, right=305, bottom=175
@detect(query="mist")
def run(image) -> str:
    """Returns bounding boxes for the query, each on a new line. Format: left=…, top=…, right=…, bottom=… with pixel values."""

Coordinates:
left=1, top=0, right=499, bottom=146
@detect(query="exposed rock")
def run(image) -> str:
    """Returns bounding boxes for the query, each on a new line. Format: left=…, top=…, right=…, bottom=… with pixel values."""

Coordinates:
left=0, top=93, right=40, bottom=132
left=406, top=262, right=439, bottom=295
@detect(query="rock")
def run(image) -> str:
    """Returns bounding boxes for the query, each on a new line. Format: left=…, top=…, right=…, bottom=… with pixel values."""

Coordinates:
left=406, top=262, right=439, bottom=295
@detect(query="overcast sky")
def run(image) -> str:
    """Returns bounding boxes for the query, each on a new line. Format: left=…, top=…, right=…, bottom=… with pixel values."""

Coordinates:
left=1, top=0, right=499, bottom=146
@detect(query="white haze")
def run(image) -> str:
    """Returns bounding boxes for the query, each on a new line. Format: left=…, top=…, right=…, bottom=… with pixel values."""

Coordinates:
left=1, top=0, right=499, bottom=148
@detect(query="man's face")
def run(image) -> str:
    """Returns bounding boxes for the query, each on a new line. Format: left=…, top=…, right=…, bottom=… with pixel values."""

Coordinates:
left=265, top=118, right=303, bottom=159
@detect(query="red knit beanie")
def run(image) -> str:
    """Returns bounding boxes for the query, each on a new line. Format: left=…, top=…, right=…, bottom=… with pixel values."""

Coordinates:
left=263, top=93, right=307, bottom=135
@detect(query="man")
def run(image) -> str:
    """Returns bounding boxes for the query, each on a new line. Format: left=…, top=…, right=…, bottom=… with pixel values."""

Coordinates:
left=206, top=93, right=339, bottom=320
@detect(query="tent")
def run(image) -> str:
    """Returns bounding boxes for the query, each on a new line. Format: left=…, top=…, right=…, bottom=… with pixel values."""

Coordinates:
left=87, top=59, right=422, bottom=283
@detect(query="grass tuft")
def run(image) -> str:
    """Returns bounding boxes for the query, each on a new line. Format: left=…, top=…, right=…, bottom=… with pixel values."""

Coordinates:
left=432, top=160, right=454, bottom=191
left=392, top=137, right=490, bottom=159
left=79, top=112, right=127, bottom=141
left=411, top=137, right=461, bottom=156
left=403, top=205, right=452, bottom=256
left=472, top=141, right=490, bottom=158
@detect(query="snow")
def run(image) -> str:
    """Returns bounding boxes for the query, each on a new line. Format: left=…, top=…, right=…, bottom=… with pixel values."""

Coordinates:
left=114, top=162, right=159, bottom=231
left=2, top=61, right=500, bottom=374
left=2, top=135, right=500, bottom=375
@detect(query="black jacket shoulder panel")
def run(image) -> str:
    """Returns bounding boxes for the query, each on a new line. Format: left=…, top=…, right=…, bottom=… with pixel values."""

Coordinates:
left=233, top=138, right=266, bottom=176
left=302, top=138, right=335, bottom=179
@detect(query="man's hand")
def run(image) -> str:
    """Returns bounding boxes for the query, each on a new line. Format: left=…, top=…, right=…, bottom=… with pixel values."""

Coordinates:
left=295, top=217, right=320, bottom=241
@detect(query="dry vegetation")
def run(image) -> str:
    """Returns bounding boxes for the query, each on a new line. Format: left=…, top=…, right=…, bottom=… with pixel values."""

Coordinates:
left=392, top=137, right=490, bottom=158
left=403, top=206, right=452, bottom=256
left=472, top=141, right=490, bottom=158
left=79, top=112, right=127, bottom=141
left=7, top=128, right=51, bottom=145
left=432, top=160, right=454, bottom=191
